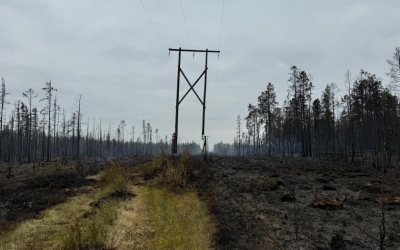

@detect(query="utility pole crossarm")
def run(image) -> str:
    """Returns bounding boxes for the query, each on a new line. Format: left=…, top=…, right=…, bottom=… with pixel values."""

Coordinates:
left=169, top=48, right=220, bottom=53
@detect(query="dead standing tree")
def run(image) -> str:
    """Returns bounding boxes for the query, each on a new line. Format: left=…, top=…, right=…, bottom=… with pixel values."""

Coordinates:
left=147, top=122, right=152, bottom=155
left=39, top=109, right=47, bottom=161
left=22, top=88, right=38, bottom=163
left=0, top=78, right=10, bottom=161
left=119, top=120, right=126, bottom=157
left=40, top=81, right=57, bottom=162
left=74, top=94, right=84, bottom=165
left=53, top=96, right=60, bottom=158
left=142, top=119, right=146, bottom=155
left=32, top=107, right=38, bottom=161
left=237, top=115, right=241, bottom=157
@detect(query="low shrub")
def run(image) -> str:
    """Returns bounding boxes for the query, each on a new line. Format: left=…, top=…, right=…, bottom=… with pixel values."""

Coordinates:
left=138, top=151, right=171, bottom=179
left=36, top=157, right=67, bottom=177
left=99, top=161, right=129, bottom=192
left=143, top=150, right=193, bottom=191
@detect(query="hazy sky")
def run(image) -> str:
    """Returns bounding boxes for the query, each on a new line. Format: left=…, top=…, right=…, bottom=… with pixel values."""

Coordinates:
left=1, top=0, right=399, bottom=148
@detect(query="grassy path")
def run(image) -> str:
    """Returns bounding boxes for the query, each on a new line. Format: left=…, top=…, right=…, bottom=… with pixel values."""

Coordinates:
left=0, top=166, right=152, bottom=250
left=108, top=183, right=152, bottom=250
left=0, top=155, right=217, bottom=250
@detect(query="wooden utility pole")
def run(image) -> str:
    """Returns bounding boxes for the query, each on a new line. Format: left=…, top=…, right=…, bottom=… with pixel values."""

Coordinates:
left=169, top=47, right=220, bottom=160
left=203, top=135, right=210, bottom=160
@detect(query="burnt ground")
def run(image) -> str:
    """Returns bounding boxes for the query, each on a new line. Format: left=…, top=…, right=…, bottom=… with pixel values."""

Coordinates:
left=0, top=157, right=151, bottom=231
left=2, top=156, right=399, bottom=249
left=196, top=157, right=400, bottom=250
left=0, top=168, right=102, bottom=230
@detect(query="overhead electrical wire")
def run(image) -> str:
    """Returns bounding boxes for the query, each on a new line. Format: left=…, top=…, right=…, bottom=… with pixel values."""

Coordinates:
left=215, top=0, right=225, bottom=82
left=210, top=0, right=225, bottom=149
left=139, top=0, right=174, bottom=70
left=179, top=0, right=193, bottom=51
left=179, top=0, right=197, bottom=77
left=139, top=0, right=225, bottom=146
left=178, top=0, right=199, bottom=134
left=218, top=0, right=225, bottom=51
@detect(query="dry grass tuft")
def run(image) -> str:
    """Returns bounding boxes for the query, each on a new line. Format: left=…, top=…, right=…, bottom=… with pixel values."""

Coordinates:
left=36, top=157, right=69, bottom=177
left=0, top=188, right=99, bottom=250
left=144, top=187, right=216, bottom=250
left=139, top=151, right=217, bottom=249
left=56, top=199, right=122, bottom=250
left=375, top=196, right=400, bottom=205
left=99, top=161, right=129, bottom=192
left=140, top=150, right=193, bottom=191
left=364, top=182, right=393, bottom=193
left=0, top=161, right=132, bottom=250
left=311, top=196, right=343, bottom=210
left=138, top=151, right=170, bottom=180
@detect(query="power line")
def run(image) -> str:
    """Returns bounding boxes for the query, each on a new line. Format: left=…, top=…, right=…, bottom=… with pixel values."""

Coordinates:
left=210, top=0, right=225, bottom=149
left=179, top=0, right=197, bottom=76
left=218, top=0, right=225, bottom=51
left=179, top=0, right=193, bottom=51
left=139, top=0, right=174, bottom=70
left=178, top=0, right=198, bottom=135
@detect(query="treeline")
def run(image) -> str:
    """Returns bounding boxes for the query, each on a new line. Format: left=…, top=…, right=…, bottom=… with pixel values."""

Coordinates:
left=214, top=47, right=400, bottom=164
left=0, top=80, right=201, bottom=164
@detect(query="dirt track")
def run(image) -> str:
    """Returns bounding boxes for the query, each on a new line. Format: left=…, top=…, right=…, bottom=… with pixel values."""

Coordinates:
left=197, top=157, right=400, bottom=250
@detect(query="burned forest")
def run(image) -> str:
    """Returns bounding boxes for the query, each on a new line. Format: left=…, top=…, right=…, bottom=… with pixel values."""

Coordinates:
left=215, top=49, right=400, bottom=166
left=1, top=1, right=400, bottom=250
left=0, top=79, right=201, bottom=169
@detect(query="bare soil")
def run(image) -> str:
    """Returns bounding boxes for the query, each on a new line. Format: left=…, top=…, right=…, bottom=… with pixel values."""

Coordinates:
left=196, top=157, right=400, bottom=250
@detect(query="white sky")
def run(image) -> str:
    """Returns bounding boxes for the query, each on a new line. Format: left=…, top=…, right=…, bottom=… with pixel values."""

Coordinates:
left=1, top=0, right=399, bottom=148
